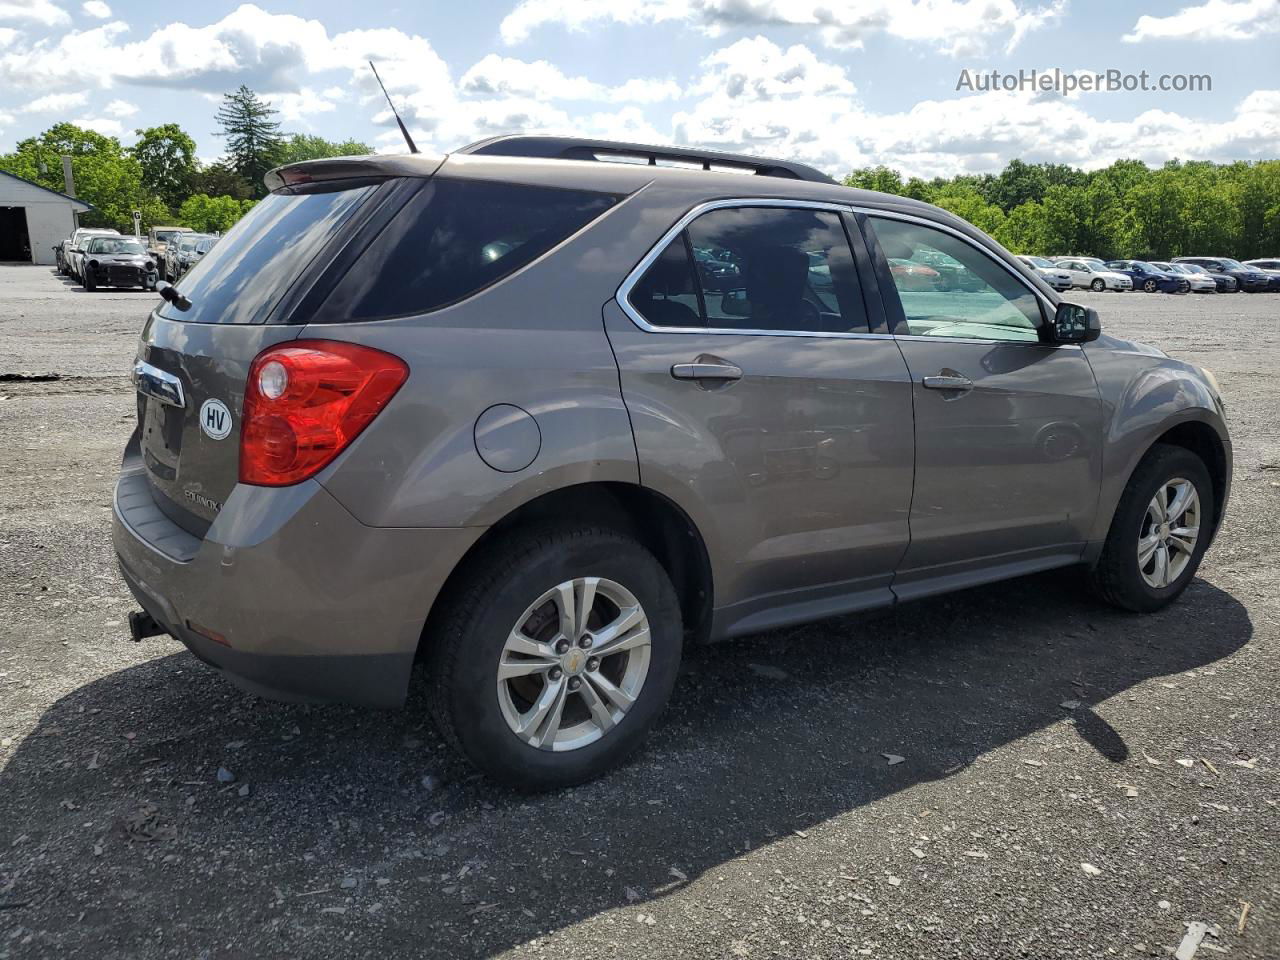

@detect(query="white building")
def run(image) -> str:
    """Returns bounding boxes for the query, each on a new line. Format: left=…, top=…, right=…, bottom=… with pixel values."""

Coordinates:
left=0, top=170, right=94, bottom=265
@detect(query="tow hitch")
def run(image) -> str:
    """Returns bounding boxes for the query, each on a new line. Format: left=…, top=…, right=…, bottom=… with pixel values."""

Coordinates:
left=128, top=610, right=167, bottom=642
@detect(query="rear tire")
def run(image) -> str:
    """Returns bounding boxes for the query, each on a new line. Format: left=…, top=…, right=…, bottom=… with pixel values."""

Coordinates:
left=426, top=526, right=682, bottom=790
left=1090, top=444, right=1214, bottom=613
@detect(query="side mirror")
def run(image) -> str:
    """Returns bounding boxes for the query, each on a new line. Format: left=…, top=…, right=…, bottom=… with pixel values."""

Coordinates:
left=719, top=289, right=751, bottom=318
left=1053, top=301, right=1101, bottom=344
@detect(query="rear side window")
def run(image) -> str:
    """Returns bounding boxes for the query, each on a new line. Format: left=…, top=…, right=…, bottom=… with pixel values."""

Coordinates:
left=158, top=183, right=376, bottom=325
left=630, top=206, right=869, bottom=334
left=315, top=179, right=618, bottom=321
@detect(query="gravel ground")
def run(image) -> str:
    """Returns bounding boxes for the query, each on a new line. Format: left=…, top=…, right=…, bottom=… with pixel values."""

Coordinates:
left=1, top=263, right=1277, bottom=960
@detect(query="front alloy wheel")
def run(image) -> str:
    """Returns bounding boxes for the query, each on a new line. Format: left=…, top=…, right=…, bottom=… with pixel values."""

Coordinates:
left=1091, top=278, right=1106, bottom=292
left=1137, top=479, right=1200, bottom=589
left=1143, top=278, right=1158, bottom=293
left=498, top=577, right=651, bottom=751
left=1091, top=444, right=1215, bottom=612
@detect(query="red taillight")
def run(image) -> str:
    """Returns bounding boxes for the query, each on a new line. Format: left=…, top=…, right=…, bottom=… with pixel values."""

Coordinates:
left=240, top=340, right=408, bottom=486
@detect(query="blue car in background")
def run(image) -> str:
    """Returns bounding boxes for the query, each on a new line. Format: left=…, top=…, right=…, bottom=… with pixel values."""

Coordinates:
left=1104, top=259, right=1187, bottom=293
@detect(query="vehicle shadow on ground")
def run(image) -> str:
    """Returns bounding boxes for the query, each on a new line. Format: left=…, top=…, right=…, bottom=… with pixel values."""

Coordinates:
left=0, top=572, right=1251, bottom=957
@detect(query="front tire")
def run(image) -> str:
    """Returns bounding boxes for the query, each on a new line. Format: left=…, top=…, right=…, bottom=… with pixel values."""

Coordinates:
left=1142, top=278, right=1158, bottom=293
left=83, top=272, right=96, bottom=291
left=427, top=526, right=683, bottom=790
left=1091, top=278, right=1106, bottom=292
left=1091, top=444, right=1214, bottom=613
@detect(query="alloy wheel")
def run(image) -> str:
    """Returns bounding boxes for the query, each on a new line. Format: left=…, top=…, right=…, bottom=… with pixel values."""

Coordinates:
left=1138, top=477, right=1200, bottom=589
left=497, top=577, right=652, bottom=752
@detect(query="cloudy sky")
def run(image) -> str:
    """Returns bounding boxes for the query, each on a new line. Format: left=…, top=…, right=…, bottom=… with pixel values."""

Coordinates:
left=0, top=0, right=1277, bottom=178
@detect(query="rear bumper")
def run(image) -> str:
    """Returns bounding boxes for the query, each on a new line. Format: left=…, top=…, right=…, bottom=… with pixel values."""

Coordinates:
left=112, top=443, right=483, bottom=707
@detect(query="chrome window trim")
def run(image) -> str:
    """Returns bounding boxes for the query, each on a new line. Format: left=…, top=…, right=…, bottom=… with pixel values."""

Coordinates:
left=615, top=197, right=1079, bottom=349
left=614, top=197, right=891, bottom=340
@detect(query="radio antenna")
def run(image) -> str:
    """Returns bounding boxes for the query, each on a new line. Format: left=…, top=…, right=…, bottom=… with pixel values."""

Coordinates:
left=369, top=60, right=419, bottom=154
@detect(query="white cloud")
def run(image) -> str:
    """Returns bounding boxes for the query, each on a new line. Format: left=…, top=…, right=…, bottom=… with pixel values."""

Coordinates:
left=103, top=97, right=134, bottom=116
left=499, top=0, right=1064, bottom=54
left=73, top=113, right=121, bottom=135
left=1127, top=0, right=1279, bottom=42
left=459, top=54, right=682, bottom=103
left=81, top=0, right=109, bottom=18
left=21, top=89, right=86, bottom=111
left=0, top=0, right=68, bottom=27
left=268, top=86, right=338, bottom=124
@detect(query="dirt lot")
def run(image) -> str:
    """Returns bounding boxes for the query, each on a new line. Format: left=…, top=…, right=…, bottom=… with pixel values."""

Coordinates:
left=1, top=263, right=1277, bottom=959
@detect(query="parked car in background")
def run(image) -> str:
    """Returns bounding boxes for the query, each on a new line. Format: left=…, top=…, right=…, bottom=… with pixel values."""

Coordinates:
left=1151, top=262, right=1217, bottom=293
left=147, top=225, right=193, bottom=280
left=1016, top=255, right=1073, bottom=291
left=80, top=235, right=158, bottom=291
left=914, top=248, right=984, bottom=291
left=1178, top=262, right=1238, bottom=293
left=1104, top=260, right=1187, bottom=293
left=690, top=244, right=739, bottom=292
left=1173, top=256, right=1271, bottom=292
left=113, top=137, right=1231, bottom=789
left=1242, top=259, right=1280, bottom=292
left=1053, top=257, right=1133, bottom=292
left=65, top=228, right=121, bottom=281
left=888, top=257, right=942, bottom=290
left=165, top=233, right=216, bottom=282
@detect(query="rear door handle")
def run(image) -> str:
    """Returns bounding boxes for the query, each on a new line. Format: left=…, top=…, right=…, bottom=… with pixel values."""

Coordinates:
left=671, top=361, right=743, bottom=382
left=922, top=374, right=973, bottom=392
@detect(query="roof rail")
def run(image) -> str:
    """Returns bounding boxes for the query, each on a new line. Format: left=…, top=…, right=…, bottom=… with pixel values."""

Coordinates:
left=453, top=135, right=837, bottom=185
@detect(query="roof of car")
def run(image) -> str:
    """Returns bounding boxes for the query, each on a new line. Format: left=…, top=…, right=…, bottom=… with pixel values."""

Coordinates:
left=265, top=138, right=951, bottom=224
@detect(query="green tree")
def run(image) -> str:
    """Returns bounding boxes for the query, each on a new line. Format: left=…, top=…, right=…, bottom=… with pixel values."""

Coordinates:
left=131, top=123, right=197, bottom=210
left=215, top=85, right=284, bottom=198
left=277, top=133, right=375, bottom=166
left=0, top=122, right=167, bottom=232
left=189, top=161, right=253, bottom=200
left=177, top=193, right=257, bottom=233
left=930, top=183, right=1005, bottom=235
left=993, top=201, right=1049, bottom=254
left=843, top=166, right=905, bottom=195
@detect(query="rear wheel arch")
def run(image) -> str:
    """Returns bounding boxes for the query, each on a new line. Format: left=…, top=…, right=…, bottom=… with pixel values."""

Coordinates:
left=418, top=482, right=714, bottom=659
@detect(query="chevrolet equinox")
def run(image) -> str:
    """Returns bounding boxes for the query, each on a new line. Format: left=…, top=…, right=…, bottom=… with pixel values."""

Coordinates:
left=114, top=137, right=1231, bottom=789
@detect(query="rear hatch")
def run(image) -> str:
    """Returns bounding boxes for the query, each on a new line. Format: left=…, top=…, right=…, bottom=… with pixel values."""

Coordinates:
left=132, top=169, right=416, bottom=535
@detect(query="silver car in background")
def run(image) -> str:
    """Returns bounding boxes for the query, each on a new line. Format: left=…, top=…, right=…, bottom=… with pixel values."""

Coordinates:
left=114, top=137, right=1231, bottom=789
left=1016, top=255, right=1073, bottom=291
left=1053, top=256, right=1133, bottom=291
left=1152, top=261, right=1217, bottom=293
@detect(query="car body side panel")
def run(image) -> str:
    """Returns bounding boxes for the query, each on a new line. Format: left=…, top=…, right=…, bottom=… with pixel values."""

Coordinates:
left=1082, top=334, right=1232, bottom=546
left=602, top=300, right=916, bottom=634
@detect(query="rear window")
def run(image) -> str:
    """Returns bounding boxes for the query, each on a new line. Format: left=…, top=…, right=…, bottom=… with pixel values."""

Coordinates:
left=158, top=183, right=376, bottom=325
left=311, top=178, right=618, bottom=322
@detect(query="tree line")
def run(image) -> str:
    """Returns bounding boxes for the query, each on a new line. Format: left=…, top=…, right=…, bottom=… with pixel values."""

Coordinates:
left=0, top=86, right=371, bottom=235
left=844, top=157, right=1280, bottom=260
left=4, top=84, right=1278, bottom=259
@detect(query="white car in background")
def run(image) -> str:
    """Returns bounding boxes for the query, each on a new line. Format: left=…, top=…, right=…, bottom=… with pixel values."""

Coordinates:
left=1016, top=255, right=1073, bottom=291
left=1053, top=257, right=1133, bottom=292
left=1151, top=261, right=1217, bottom=293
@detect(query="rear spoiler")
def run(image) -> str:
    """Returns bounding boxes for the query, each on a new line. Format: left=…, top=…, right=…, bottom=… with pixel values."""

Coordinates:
left=264, top=153, right=444, bottom=192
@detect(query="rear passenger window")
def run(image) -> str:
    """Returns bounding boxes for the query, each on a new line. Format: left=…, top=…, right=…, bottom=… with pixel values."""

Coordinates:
left=628, top=206, right=869, bottom=334
left=320, top=179, right=618, bottom=320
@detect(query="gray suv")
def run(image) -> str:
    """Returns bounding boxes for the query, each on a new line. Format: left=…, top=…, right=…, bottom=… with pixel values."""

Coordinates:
left=114, top=137, right=1231, bottom=789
